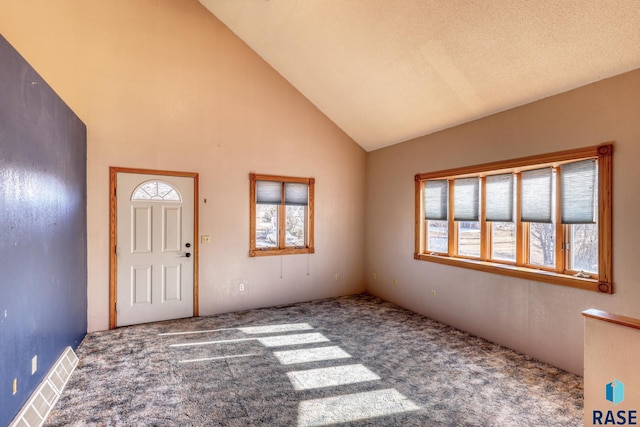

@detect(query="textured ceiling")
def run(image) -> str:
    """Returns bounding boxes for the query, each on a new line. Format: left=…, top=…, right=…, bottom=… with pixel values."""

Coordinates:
left=199, top=0, right=640, bottom=151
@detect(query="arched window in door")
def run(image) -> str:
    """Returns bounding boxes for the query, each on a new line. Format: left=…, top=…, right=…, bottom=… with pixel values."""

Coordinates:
left=131, top=180, right=182, bottom=202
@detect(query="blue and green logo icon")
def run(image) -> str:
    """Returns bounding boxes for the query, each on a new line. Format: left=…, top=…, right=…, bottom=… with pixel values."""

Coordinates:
left=607, top=379, right=625, bottom=405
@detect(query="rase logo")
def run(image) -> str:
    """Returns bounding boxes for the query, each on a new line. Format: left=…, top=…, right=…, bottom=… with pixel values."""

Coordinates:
left=593, top=379, right=637, bottom=425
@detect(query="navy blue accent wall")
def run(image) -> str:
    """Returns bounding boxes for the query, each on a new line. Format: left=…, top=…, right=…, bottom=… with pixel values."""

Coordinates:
left=0, top=34, right=87, bottom=426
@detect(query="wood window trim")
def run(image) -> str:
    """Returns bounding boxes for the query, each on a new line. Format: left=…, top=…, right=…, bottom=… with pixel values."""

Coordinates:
left=249, top=173, right=315, bottom=257
left=414, top=143, right=613, bottom=293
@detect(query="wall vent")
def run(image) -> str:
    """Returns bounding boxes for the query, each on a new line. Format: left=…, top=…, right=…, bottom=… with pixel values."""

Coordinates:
left=10, top=347, right=78, bottom=427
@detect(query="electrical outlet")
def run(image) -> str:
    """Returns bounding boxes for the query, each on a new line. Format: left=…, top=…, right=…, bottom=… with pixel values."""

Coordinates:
left=32, top=355, right=37, bottom=375
left=393, top=279, right=398, bottom=286
left=372, top=273, right=377, bottom=280
left=432, top=290, right=437, bottom=299
left=239, top=283, right=245, bottom=292
left=201, top=235, right=211, bottom=244
left=12, top=378, right=17, bottom=395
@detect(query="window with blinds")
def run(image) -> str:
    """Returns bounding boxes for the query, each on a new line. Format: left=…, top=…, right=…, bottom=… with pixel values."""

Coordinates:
left=250, top=174, right=315, bottom=256
left=486, top=173, right=516, bottom=261
left=485, top=174, right=514, bottom=222
left=414, top=144, right=613, bottom=293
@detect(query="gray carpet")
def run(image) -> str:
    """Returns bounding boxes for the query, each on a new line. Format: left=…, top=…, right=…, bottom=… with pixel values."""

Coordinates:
left=45, top=294, right=583, bottom=426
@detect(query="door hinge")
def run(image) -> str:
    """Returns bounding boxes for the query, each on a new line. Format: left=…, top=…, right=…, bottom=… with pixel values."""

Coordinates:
left=115, top=302, right=118, bottom=313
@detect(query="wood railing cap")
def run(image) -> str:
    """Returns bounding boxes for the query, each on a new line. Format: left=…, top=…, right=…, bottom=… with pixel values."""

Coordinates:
left=582, top=308, right=640, bottom=331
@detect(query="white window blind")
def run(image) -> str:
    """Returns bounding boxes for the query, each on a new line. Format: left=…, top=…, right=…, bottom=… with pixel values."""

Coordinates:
left=485, top=174, right=514, bottom=222
left=561, top=159, right=597, bottom=224
left=454, top=177, right=479, bottom=221
left=424, top=180, right=448, bottom=220
left=256, top=181, right=282, bottom=205
left=521, top=168, right=552, bottom=223
left=284, top=182, right=309, bottom=206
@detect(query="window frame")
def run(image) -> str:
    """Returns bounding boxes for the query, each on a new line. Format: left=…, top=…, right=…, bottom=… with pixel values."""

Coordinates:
left=250, top=173, right=315, bottom=257
left=414, top=144, right=612, bottom=293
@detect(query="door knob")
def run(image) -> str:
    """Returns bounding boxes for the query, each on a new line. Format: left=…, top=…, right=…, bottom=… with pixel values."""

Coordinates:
left=181, top=252, right=191, bottom=258
left=185, top=243, right=191, bottom=248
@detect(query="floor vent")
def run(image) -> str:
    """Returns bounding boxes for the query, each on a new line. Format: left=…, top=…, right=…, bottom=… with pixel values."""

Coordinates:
left=10, top=346, right=78, bottom=427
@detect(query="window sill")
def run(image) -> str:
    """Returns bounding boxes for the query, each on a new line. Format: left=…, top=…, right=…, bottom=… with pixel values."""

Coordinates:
left=250, top=247, right=314, bottom=257
left=414, top=253, right=611, bottom=293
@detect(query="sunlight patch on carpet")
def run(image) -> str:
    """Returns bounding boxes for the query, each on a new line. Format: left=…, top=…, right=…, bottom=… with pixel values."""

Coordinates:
left=169, top=338, right=256, bottom=347
left=178, top=353, right=259, bottom=363
left=297, top=388, right=420, bottom=426
left=159, top=323, right=313, bottom=337
left=257, top=333, right=329, bottom=347
left=287, top=364, right=380, bottom=390
left=274, top=346, right=351, bottom=365
left=238, top=323, right=314, bottom=334
left=158, top=327, right=237, bottom=336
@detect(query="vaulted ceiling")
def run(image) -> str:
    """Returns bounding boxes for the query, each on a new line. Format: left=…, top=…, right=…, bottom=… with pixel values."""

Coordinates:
left=199, top=1, right=640, bottom=151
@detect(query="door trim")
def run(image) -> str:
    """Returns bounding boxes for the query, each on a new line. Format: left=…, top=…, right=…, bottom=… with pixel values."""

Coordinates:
left=109, top=166, right=199, bottom=329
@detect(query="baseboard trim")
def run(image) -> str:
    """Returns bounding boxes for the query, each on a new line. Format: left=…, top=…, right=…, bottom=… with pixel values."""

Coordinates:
left=10, top=346, right=78, bottom=427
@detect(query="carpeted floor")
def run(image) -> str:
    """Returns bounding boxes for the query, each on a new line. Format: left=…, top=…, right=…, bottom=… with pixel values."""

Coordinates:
left=45, top=294, right=583, bottom=426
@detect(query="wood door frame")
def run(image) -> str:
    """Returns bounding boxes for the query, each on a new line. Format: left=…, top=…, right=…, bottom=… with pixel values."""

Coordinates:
left=109, top=166, right=199, bottom=329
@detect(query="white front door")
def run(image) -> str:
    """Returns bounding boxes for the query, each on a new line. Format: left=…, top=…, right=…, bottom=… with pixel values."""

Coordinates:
left=116, top=172, right=194, bottom=327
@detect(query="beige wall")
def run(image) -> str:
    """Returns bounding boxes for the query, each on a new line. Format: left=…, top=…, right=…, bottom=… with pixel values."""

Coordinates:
left=365, top=69, right=640, bottom=375
left=0, top=0, right=366, bottom=332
